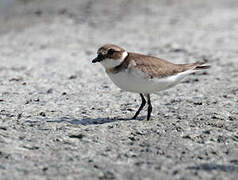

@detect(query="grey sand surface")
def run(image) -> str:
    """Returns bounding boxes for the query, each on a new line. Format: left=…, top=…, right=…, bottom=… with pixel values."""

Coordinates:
left=0, top=0, right=238, bottom=179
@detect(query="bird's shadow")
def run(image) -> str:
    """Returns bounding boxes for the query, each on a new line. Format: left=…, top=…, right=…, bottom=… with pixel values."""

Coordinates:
left=187, top=163, right=238, bottom=173
left=45, top=116, right=145, bottom=126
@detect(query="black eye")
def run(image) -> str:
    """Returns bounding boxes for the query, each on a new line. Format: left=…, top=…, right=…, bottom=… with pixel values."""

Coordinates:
left=108, top=49, right=115, bottom=55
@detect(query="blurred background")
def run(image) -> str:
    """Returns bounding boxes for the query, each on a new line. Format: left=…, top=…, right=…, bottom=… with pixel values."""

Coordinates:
left=1, top=0, right=238, bottom=60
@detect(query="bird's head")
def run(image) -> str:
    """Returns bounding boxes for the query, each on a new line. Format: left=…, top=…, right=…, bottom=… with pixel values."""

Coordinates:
left=92, top=44, right=128, bottom=69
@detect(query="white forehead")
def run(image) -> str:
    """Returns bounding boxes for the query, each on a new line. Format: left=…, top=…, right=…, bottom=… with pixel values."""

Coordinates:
left=97, top=48, right=106, bottom=55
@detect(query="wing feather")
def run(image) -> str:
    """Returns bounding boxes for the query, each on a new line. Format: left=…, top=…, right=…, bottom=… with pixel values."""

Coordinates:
left=128, top=53, right=199, bottom=78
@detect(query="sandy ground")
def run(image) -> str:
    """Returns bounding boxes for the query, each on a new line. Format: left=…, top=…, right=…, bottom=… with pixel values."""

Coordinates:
left=0, top=0, right=238, bottom=179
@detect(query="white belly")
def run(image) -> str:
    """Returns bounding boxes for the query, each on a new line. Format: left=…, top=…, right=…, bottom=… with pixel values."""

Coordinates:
left=106, top=69, right=193, bottom=94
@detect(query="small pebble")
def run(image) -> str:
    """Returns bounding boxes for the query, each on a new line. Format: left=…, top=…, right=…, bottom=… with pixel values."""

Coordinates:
left=39, top=112, right=46, bottom=117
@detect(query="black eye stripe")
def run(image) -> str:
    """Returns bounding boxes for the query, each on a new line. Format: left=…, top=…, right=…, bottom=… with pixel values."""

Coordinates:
left=108, top=49, right=115, bottom=55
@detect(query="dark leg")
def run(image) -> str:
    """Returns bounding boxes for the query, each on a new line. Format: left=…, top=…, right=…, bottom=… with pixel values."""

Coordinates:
left=146, top=94, right=152, bottom=120
left=132, top=93, right=146, bottom=119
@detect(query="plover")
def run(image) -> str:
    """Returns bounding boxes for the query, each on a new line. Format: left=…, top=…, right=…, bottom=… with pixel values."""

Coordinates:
left=92, top=44, right=210, bottom=120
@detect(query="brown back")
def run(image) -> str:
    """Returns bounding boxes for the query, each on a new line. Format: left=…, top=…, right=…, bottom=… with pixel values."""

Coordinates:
left=126, top=53, right=199, bottom=78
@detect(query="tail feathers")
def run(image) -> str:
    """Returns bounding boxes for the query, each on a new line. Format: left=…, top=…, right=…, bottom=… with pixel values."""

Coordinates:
left=194, top=63, right=211, bottom=70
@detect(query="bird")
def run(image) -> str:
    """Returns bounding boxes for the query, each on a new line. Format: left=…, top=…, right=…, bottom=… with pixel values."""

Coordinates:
left=92, top=44, right=210, bottom=120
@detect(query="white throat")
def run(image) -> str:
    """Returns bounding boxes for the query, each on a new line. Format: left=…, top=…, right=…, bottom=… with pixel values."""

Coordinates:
left=100, top=51, right=128, bottom=69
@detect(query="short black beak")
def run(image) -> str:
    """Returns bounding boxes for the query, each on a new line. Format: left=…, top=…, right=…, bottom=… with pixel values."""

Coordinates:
left=92, top=54, right=104, bottom=63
